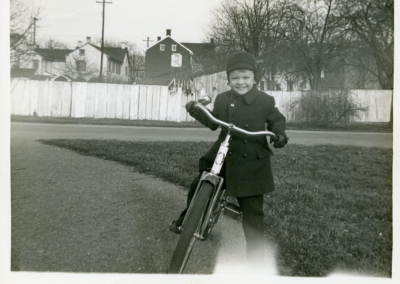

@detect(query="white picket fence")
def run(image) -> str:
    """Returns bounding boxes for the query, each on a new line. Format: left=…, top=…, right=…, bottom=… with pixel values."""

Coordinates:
left=10, top=78, right=199, bottom=122
left=10, top=78, right=392, bottom=122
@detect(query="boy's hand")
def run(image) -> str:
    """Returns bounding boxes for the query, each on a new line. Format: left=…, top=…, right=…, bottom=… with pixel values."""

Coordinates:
left=185, top=100, right=196, bottom=113
left=270, top=134, right=286, bottom=148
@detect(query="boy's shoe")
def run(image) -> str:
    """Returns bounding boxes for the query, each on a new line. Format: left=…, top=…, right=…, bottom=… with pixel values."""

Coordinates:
left=169, top=220, right=182, bottom=234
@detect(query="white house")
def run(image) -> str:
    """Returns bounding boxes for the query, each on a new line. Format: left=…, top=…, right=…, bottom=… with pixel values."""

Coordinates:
left=66, top=38, right=130, bottom=82
left=30, top=48, right=74, bottom=76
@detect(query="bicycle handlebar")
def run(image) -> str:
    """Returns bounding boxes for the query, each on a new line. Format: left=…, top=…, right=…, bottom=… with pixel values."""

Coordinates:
left=194, top=102, right=277, bottom=139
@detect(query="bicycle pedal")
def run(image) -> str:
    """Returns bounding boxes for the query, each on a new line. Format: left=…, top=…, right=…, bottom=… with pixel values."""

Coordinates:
left=169, top=221, right=182, bottom=234
left=223, top=202, right=242, bottom=220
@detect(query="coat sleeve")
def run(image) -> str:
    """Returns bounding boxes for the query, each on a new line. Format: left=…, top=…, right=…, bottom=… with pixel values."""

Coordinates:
left=266, top=96, right=289, bottom=142
left=188, top=95, right=221, bottom=131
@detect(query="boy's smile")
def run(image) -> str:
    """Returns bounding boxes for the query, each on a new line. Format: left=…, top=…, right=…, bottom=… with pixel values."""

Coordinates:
left=229, top=69, right=256, bottom=95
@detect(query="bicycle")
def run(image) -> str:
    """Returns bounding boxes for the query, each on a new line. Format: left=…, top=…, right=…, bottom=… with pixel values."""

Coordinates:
left=167, top=95, right=277, bottom=274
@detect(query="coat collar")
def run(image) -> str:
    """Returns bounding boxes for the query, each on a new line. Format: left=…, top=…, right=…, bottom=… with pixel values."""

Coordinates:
left=231, top=85, right=259, bottom=105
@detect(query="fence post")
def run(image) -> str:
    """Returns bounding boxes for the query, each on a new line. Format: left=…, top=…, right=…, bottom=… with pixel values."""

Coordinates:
left=129, top=85, right=139, bottom=120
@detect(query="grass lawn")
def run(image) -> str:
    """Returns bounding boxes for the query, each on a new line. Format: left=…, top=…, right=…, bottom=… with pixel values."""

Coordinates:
left=12, top=115, right=393, bottom=133
left=39, top=139, right=393, bottom=277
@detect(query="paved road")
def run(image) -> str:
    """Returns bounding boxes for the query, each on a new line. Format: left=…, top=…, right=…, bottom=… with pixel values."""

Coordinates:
left=11, top=122, right=393, bottom=148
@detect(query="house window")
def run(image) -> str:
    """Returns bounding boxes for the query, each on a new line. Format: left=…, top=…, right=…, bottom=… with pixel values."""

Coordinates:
left=116, top=64, right=121, bottom=75
left=160, top=44, right=165, bottom=51
left=172, top=44, right=177, bottom=51
left=32, top=59, right=39, bottom=69
left=79, top=49, right=85, bottom=56
left=43, top=60, right=52, bottom=72
left=76, top=60, right=86, bottom=72
left=171, top=53, right=182, bottom=67
left=125, top=66, right=128, bottom=76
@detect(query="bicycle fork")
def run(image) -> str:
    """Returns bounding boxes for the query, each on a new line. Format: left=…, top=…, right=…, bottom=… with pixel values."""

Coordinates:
left=181, top=125, right=234, bottom=240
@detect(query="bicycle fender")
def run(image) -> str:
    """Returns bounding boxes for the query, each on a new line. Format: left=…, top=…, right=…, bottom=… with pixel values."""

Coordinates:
left=201, top=172, right=221, bottom=186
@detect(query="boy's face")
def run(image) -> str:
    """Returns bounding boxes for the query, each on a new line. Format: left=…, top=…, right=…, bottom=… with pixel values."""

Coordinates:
left=228, top=69, right=256, bottom=95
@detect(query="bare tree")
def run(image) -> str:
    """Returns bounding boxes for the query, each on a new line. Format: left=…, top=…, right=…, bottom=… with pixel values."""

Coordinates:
left=56, top=53, right=99, bottom=81
left=10, top=0, right=42, bottom=68
left=277, top=0, right=352, bottom=90
left=339, top=0, right=393, bottom=127
left=41, top=37, right=71, bottom=49
left=128, top=50, right=145, bottom=82
left=340, top=0, right=393, bottom=90
left=207, top=0, right=289, bottom=85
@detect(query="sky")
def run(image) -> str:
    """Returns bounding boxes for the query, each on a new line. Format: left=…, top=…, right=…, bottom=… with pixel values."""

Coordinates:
left=19, top=0, right=223, bottom=53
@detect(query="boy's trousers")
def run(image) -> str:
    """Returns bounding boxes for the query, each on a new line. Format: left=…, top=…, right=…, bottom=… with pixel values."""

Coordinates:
left=178, top=173, right=265, bottom=263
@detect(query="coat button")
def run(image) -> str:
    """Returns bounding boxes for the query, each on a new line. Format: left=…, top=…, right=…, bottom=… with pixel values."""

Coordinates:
left=243, top=140, right=248, bottom=144
left=244, top=124, right=249, bottom=128
left=231, top=103, right=235, bottom=107
left=228, top=152, right=232, bottom=155
left=243, top=154, right=247, bottom=158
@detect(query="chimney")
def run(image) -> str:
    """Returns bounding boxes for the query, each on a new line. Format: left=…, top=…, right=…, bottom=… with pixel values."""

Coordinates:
left=86, top=37, right=91, bottom=43
left=121, top=43, right=126, bottom=49
left=77, top=41, right=82, bottom=47
left=166, top=29, right=171, bottom=36
left=211, top=38, right=214, bottom=45
left=157, top=36, right=161, bottom=41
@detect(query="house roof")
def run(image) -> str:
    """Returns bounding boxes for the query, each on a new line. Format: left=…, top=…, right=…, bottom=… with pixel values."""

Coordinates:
left=147, top=36, right=194, bottom=55
left=88, top=43, right=128, bottom=63
left=51, top=74, right=74, bottom=82
left=34, top=49, right=74, bottom=61
left=10, top=68, right=54, bottom=81
left=135, top=77, right=174, bottom=86
left=10, top=68, right=37, bottom=78
left=180, top=42, right=215, bottom=57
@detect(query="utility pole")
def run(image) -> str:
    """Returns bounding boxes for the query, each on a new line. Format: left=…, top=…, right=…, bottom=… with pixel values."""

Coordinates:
left=32, top=17, right=38, bottom=46
left=96, top=0, right=112, bottom=82
left=142, top=37, right=154, bottom=48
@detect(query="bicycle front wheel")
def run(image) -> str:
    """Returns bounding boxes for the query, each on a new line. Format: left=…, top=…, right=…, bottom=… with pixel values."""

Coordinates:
left=168, top=181, right=214, bottom=274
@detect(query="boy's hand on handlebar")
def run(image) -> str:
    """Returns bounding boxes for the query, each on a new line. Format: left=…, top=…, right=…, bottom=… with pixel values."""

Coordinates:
left=270, top=134, right=286, bottom=148
left=185, top=100, right=196, bottom=113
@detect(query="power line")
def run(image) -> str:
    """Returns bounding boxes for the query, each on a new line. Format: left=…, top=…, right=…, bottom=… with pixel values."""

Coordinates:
left=33, top=18, right=38, bottom=45
left=142, top=37, right=154, bottom=48
left=96, top=0, right=112, bottom=82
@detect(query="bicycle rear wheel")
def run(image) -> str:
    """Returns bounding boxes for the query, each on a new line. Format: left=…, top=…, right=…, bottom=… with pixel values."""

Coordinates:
left=168, top=181, right=214, bottom=274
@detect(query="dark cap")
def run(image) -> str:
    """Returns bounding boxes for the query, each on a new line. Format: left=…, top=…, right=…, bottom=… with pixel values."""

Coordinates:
left=226, top=51, right=257, bottom=74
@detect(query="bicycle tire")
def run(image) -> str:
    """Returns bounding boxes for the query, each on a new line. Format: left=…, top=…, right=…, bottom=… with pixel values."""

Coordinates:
left=168, top=181, right=214, bottom=274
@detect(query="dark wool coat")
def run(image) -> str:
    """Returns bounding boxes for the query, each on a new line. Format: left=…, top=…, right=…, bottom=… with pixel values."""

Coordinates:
left=190, top=85, right=288, bottom=197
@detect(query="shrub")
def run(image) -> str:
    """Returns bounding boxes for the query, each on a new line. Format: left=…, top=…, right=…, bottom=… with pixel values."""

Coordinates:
left=289, top=89, right=369, bottom=127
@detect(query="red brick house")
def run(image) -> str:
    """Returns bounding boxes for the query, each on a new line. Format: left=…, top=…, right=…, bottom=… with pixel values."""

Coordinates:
left=145, top=30, right=216, bottom=80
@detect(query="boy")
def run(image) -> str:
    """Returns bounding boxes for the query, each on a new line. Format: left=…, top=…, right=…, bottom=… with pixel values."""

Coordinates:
left=170, top=51, right=288, bottom=264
